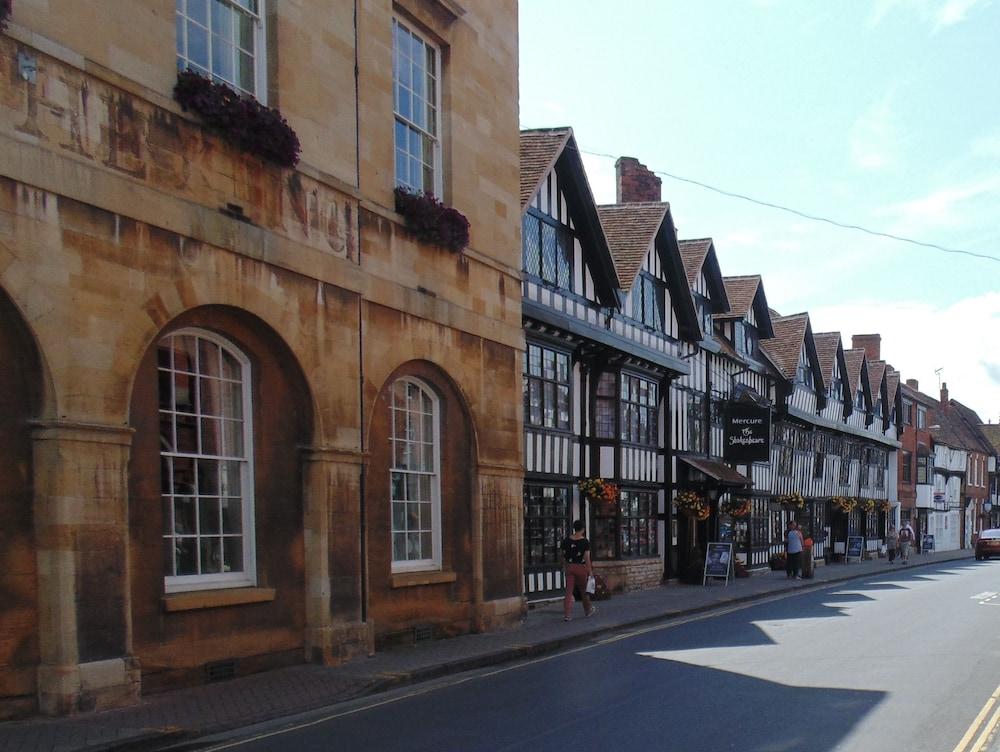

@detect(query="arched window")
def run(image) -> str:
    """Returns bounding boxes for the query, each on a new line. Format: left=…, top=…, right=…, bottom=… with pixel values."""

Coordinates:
left=158, top=329, right=255, bottom=592
left=389, top=378, right=441, bottom=571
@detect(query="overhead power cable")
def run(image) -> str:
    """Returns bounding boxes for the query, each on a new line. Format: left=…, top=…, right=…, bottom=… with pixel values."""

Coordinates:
left=569, top=144, right=1000, bottom=265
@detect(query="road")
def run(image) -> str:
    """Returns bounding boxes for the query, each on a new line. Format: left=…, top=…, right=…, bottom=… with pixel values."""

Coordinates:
left=200, top=559, right=1000, bottom=752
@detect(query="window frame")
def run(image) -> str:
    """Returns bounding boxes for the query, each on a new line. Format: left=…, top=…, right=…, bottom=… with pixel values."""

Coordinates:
left=389, top=377, right=443, bottom=573
left=902, top=450, right=913, bottom=484
left=522, top=209, right=573, bottom=291
left=619, top=372, right=659, bottom=447
left=159, top=327, right=257, bottom=594
left=523, top=342, right=572, bottom=432
left=392, top=17, right=442, bottom=195
left=631, top=272, right=665, bottom=333
left=917, top=405, right=927, bottom=429
left=523, top=484, right=570, bottom=568
left=175, top=0, right=267, bottom=102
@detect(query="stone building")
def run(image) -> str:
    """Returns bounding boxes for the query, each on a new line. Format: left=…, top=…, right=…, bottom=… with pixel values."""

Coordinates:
left=0, top=0, right=522, bottom=718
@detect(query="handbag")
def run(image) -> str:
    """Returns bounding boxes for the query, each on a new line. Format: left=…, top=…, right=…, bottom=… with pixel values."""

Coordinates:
left=585, top=575, right=596, bottom=595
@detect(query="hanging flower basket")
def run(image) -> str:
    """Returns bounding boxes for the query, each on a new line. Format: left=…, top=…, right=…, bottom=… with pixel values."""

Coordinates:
left=777, top=492, right=805, bottom=510
left=832, top=495, right=856, bottom=514
left=394, top=187, right=471, bottom=253
left=578, top=478, right=619, bottom=512
left=721, top=497, right=752, bottom=519
left=173, top=70, right=301, bottom=167
left=676, top=490, right=709, bottom=520
left=859, top=498, right=876, bottom=513
left=878, top=500, right=892, bottom=513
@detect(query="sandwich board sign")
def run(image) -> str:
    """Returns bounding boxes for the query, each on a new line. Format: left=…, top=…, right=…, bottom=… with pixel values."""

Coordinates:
left=703, top=542, right=733, bottom=586
left=846, top=535, right=864, bottom=563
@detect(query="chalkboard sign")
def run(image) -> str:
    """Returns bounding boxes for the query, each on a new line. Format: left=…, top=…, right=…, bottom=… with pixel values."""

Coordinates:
left=703, top=542, right=733, bottom=586
left=922, top=534, right=935, bottom=552
left=846, top=535, right=864, bottom=562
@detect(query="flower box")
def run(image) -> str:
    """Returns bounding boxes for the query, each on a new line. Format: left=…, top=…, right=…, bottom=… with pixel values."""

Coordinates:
left=393, top=187, right=471, bottom=253
left=173, top=70, right=301, bottom=168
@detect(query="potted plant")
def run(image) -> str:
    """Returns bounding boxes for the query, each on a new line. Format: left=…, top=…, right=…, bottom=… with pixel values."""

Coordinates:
left=769, top=552, right=787, bottom=571
left=675, top=490, right=709, bottom=521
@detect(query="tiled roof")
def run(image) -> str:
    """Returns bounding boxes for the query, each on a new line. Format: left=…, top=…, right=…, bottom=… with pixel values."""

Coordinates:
left=760, top=313, right=808, bottom=380
left=868, top=360, right=887, bottom=399
left=677, top=238, right=712, bottom=286
left=901, top=383, right=938, bottom=406
left=844, top=348, right=866, bottom=396
left=519, top=128, right=571, bottom=210
left=885, top=368, right=900, bottom=408
left=596, top=203, right=668, bottom=292
left=716, top=275, right=761, bottom=320
left=980, top=423, right=1000, bottom=452
left=932, top=408, right=971, bottom=449
left=812, top=332, right=842, bottom=386
left=949, top=400, right=995, bottom=454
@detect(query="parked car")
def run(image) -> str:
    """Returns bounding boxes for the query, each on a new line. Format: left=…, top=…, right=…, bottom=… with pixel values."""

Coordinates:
left=975, top=529, right=1000, bottom=560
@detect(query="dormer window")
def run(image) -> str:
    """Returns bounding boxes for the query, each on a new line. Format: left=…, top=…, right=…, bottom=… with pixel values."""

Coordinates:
left=797, top=360, right=813, bottom=389
left=522, top=210, right=572, bottom=290
left=631, top=273, right=664, bottom=332
left=855, top=389, right=865, bottom=411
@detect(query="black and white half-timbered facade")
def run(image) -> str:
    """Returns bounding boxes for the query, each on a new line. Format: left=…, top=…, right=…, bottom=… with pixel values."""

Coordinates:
left=518, top=133, right=696, bottom=597
left=763, top=322, right=901, bottom=565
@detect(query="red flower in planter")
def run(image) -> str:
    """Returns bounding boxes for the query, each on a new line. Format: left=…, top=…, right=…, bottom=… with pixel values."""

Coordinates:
left=173, top=70, right=300, bottom=168
left=394, top=187, right=470, bottom=253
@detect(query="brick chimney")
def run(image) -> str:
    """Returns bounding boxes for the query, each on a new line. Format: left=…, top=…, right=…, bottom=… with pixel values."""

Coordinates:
left=940, top=382, right=949, bottom=404
left=852, top=334, right=881, bottom=360
left=616, top=157, right=661, bottom=203
left=906, top=378, right=919, bottom=390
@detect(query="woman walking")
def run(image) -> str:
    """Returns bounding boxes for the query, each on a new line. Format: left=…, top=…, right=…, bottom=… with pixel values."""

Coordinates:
left=561, top=520, right=595, bottom=621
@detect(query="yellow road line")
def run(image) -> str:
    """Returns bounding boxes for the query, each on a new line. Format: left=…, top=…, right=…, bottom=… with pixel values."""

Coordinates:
left=970, top=702, right=1000, bottom=752
left=953, top=682, right=1000, bottom=752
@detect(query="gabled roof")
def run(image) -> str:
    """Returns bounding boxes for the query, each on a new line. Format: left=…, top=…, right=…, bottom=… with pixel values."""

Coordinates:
left=716, top=275, right=775, bottom=339
left=520, top=128, right=571, bottom=210
left=812, top=332, right=842, bottom=390
left=677, top=238, right=730, bottom=314
left=519, top=128, right=620, bottom=305
left=868, top=360, right=887, bottom=403
left=760, top=313, right=809, bottom=381
left=886, top=368, right=901, bottom=411
left=885, top=365, right=903, bottom=414
left=597, top=202, right=702, bottom=340
left=843, top=348, right=868, bottom=400
left=596, top=203, right=667, bottom=293
left=980, top=423, right=1000, bottom=453
left=932, top=408, right=971, bottom=450
left=950, top=400, right=995, bottom=455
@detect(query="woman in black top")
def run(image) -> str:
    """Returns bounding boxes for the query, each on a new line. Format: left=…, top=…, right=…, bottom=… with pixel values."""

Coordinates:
left=561, top=519, right=595, bottom=621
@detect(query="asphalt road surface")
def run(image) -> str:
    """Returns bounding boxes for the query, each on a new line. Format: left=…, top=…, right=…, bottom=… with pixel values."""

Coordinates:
left=200, top=559, right=1000, bottom=752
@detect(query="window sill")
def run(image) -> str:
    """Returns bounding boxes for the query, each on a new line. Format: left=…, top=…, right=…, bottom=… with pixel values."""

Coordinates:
left=162, top=587, right=276, bottom=612
left=391, top=571, right=457, bottom=588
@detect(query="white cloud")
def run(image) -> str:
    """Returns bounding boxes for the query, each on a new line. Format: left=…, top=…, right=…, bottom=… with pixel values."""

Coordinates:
left=972, top=134, right=1000, bottom=158
left=808, top=292, right=1000, bottom=420
left=935, top=0, right=986, bottom=28
left=873, top=176, right=1000, bottom=234
left=850, top=97, right=898, bottom=170
left=867, top=0, right=988, bottom=29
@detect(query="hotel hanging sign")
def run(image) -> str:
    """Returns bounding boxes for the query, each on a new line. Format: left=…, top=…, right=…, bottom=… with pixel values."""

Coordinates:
left=723, top=403, right=771, bottom=462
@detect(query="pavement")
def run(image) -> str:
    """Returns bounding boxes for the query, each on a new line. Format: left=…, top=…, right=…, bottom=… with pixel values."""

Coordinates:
left=0, top=548, right=974, bottom=752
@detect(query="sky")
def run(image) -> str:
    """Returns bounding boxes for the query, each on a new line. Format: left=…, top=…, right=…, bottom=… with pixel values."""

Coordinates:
left=518, top=0, right=1000, bottom=423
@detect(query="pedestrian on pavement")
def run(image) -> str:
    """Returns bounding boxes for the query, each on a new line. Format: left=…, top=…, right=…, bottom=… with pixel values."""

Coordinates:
left=886, top=525, right=899, bottom=564
left=561, top=520, right=595, bottom=621
left=786, top=520, right=804, bottom=579
left=899, top=520, right=915, bottom=564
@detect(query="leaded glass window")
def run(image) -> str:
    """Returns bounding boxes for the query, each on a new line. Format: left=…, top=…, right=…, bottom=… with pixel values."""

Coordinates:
left=523, top=343, right=571, bottom=430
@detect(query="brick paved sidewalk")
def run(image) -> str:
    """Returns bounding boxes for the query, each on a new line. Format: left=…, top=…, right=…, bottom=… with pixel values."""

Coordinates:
left=0, top=549, right=973, bottom=752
